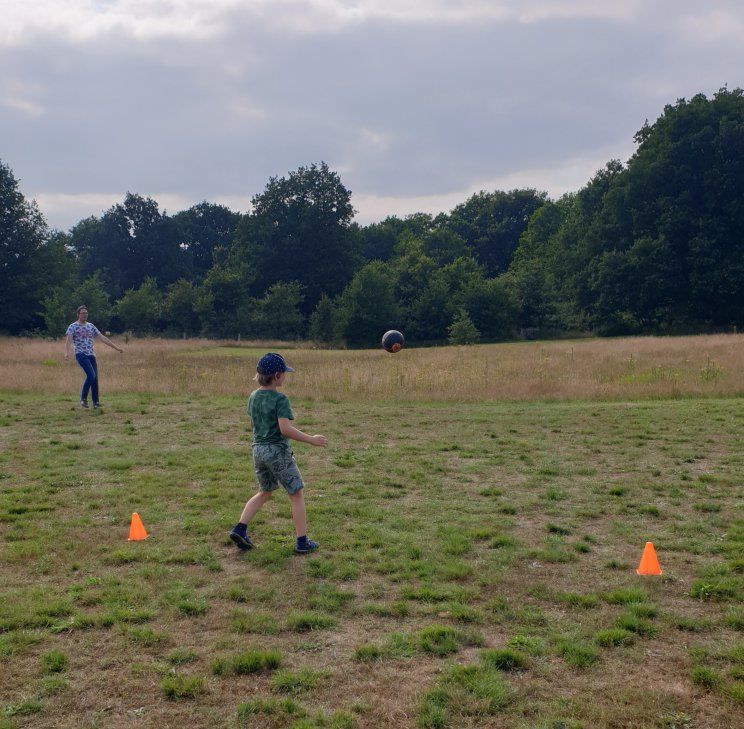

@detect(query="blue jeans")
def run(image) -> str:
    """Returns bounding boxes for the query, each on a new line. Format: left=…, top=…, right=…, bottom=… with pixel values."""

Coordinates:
left=75, top=353, right=99, bottom=404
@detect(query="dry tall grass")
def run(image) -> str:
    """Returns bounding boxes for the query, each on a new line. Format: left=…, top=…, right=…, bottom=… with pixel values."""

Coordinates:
left=2, top=333, right=743, bottom=401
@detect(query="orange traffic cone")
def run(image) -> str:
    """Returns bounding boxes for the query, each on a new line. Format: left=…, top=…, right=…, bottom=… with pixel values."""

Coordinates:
left=636, top=541, right=662, bottom=575
left=128, top=512, right=148, bottom=541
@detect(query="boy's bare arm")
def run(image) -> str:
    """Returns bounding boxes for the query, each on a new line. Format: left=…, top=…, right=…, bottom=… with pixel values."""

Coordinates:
left=278, top=418, right=327, bottom=447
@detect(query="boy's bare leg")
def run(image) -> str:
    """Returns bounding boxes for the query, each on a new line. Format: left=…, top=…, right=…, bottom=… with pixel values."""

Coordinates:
left=288, top=490, right=308, bottom=537
left=240, top=491, right=272, bottom=524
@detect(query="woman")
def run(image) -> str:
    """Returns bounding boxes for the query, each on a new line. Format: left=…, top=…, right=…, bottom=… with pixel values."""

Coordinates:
left=64, top=305, right=123, bottom=408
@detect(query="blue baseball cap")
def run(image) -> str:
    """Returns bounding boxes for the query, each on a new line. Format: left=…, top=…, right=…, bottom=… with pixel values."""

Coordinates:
left=256, top=352, right=295, bottom=375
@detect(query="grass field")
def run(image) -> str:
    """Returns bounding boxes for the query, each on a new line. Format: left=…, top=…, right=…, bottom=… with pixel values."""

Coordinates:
left=1, top=336, right=744, bottom=728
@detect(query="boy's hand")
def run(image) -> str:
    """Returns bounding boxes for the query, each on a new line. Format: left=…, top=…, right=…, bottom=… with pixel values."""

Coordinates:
left=311, top=435, right=328, bottom=447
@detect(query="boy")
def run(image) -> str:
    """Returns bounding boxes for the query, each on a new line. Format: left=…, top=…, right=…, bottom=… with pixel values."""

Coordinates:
left=230, top=352, right=327, bottom=554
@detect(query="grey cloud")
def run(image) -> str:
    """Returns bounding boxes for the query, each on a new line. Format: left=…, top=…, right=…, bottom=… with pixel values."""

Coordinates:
left=1, top=2, right=743, bottom=230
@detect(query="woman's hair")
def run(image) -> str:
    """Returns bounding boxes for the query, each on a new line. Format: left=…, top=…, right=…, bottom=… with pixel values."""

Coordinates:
left=254, top=372, right=279, bottom=386
left=76, top=305, right=88, bottom=316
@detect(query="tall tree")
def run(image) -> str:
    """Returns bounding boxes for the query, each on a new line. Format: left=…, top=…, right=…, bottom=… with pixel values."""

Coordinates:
left=70, top=193, right=185, bottom=297
left=172, top=202, right=240, bottom=281
left=0, top=159, right=50, bottom=333
left=234, top=162, right=360, bottom=315
left=336, top=261, right=401, bottom=346
left=448, top=189, right=548, bottom=276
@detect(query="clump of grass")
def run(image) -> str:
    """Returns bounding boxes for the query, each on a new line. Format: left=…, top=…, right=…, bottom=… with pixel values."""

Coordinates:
left=594, top=628, right=635, bottom=647
left=99, top=607, right=154, bottom=626
left=285, top=611, right=336, bottom=633
left=690, top=666, right=720, bottom=689
left=3, top=699, right=43, bottom=717
left=353, top=643, right=381, bottom=662
left=417, top=662, right=514, bottom=727
left=167, top=648, right=199, bottom=665
left=212, top=649, right=281, bottom=676
left=174, top=595, right=210, bottom=617
left=547, top=523, right=571, bottom=535
left=237, top=697, right=304, bottom=722
left=124, top=626, right=166, bottom=646
left=39, top=675, right=68, bottom=696
left=604, top=587, right=647, bottom=605
left=448, top=602, right=481, bottom=624
left=384, top=632, right=418, bottom=658
left=690, top=578, right=739, bottom=601
left=480, top=648, right=529, bottom=671
left=673, top=616, right=713, bottom=632
left=555, top=638, right=599, bottom=669
left=728, top=643, right=744, bottom=665
left=0, top=630, right=43, bottom=658
left=627, top=602, right=658, bottom=618
left=725, top=610, right=744, bottom=631
left=161, top=674, right=207, bottom=699
left=308, top=584, right=355, bottom=613
left=41, top=649, right=67, bottom=674
left=559, top=592, right=600, bottom=609
left=417, top=687, right=450, bottom=729
left=307, top=559, right=335, bottom=578
left=489, top=534, right=518, bottom=549
left=441, top=530, right=473, bottom=556
left=533, top=537, right=577, bottom=564
left=506, top=634, right=545, bottom=656
left=291, top=710, right=354, bottom=728
left=419, top=626, right=460, bottom=657
left=604, top=559, right=630, bottom=570
left=615, top=614, right=657, bottom=638
left=400, top=585, right=461, bottom=603
left=271, top=667, right=327, bottom=694
left=230, top=610, right=279, bottom=635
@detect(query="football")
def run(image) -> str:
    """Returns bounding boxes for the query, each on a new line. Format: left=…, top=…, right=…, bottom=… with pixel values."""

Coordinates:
left=382, top=330, right=404, bottom=353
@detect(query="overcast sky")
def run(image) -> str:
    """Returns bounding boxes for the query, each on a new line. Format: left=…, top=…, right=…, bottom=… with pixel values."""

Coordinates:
left=2, top=0, right=743, bottom=232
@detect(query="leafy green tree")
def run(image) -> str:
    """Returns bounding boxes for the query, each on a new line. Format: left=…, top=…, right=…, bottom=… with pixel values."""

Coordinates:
left=448, top=309, right=480, bottom=345
left=162, top=279, right=200, bottom=336
left=248, top=282, right=306, bottom=340
left=193, top=263, right=248, bottom=337
left=336, top=261, right=400, bottom=346
left=309, top=293, right=339, bottom=346
left=0, top=159, right=50, bottom=333
left=460, top=276, right=519, bottom=340
left=360, top=213, right=436, bottom=261
left=234, top=162, right=360, bottom=315
left=545, top=88, right=744, bottom=333
left=115, top=278, right=162, bottom=334
left=421, top=228, right=470, bottom=266
left=71, top=193, right=186, bottom=297
left=172, top=202, right=240, bottom=280
left=407, top=273, right=457, bottom=341
left=32, top=232, right=77, bottom=336
left=40, top=290, right=68, bottom=338
left=448, top=189, right=548, bottom=276
left=70, top=272, right=113, bottom=330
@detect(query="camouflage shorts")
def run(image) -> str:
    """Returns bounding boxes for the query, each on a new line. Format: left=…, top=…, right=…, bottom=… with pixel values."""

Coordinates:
left=252, top=443, right=305, bottom=495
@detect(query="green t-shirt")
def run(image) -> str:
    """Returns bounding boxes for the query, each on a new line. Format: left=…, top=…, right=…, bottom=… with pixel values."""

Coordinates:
left=247, top=389, right=294, bottom=445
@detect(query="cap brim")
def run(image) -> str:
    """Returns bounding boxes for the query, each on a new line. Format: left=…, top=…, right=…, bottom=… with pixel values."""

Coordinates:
left=284, top=366, right=295, bottom=372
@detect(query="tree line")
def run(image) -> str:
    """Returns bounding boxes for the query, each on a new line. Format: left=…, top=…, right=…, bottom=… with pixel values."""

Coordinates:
left=2, top=88, right=744, bottom=345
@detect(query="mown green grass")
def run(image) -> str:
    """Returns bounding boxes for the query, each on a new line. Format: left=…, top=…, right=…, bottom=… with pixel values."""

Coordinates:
left=1, top=391, right=744, bottom=727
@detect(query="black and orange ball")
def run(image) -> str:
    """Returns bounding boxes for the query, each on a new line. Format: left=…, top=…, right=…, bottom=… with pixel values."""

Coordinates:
left=382, top=330, right=404, bottom=353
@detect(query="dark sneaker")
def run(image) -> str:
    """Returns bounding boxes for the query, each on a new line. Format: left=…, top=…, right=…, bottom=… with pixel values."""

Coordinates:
left=93, top=402, right=102, bottom=409
left=295, top=538, right=319, bottom=554
left=80, top=400, right=89, bottom=409
left=230, top=529, right=254, bottom=550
